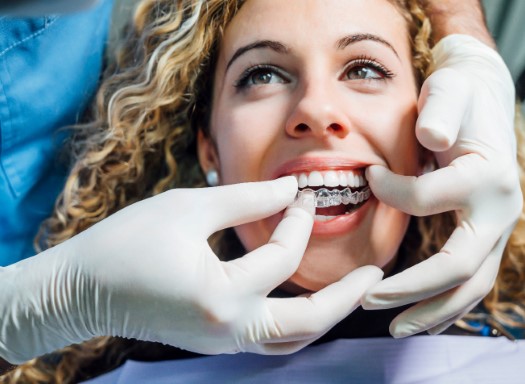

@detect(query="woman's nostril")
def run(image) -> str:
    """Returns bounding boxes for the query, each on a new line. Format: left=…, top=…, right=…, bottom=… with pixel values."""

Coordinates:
left=296, top=123, right=309, bottom=132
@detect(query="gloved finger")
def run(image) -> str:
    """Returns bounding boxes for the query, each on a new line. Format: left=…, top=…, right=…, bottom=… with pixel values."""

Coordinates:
left=362, top=219, right=501, bottom=309
left=390, top=291, right=479, bottom=338
left=256, top=339, right=315, bottom=355
left=416, top=68, right=470, bottom=152
left=387, top=236, right=505, bottom=338
left=196, top=176, right=299, bottom=236
left=425, top=305, right=475, bottom=336
left=366, top=162, right=477, bottom=216
left=244, top=335, right=315, bottom=355
left=262, top=266, right=383, bottom=342
left=226, top=191, right=315, bottom=293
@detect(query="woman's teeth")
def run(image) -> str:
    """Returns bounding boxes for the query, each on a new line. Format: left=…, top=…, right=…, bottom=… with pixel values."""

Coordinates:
left=293, top=170, right=366, bottom=189
left=308, top=187, right=371, bottom=208
left=291, top=170, right=371, bottom=220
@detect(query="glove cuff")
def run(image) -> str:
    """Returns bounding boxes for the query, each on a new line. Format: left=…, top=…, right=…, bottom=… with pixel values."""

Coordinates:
left=0, top=247, right=98, bottom=364
left=432, top=34, right=515, bottom=126
left=431, top=35, right=514, bottom=96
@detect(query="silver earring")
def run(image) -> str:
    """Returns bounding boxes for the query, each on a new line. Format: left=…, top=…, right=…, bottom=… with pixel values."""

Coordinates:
left=206, top=169, right=219, bottom=186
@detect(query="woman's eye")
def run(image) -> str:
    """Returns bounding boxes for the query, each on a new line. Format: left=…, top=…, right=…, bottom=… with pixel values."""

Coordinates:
left=346, top=66, right=383, bottom=80
left=236, top=66, right=287, bottom=88
left=250, top=70, right=283, bottom=85
left=343, top=58, right=394, bottom=81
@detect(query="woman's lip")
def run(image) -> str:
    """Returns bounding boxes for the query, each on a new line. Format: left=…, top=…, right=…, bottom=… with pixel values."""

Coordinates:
left=271, top=157, right=369, bottom=179
left=312, top=197, right=375, bottom=236
left=266, top=196, right=375, bottom=240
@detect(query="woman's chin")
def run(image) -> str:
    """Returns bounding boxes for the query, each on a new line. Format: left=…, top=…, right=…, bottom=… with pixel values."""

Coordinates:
left=282, top=267, right=355, bottom=294
left=281, top=248, right=399, bottom=294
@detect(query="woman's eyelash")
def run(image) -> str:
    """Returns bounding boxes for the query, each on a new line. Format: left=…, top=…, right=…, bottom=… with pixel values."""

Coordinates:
left=234, top=57, right=394, bottom=89
left=234, top=64, right=287, bottom=88
left=346, top=56, right=395, bottom=79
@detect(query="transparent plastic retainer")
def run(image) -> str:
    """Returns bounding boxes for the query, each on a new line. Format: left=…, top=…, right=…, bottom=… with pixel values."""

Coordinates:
left=299, top=186, right=371, bottom=208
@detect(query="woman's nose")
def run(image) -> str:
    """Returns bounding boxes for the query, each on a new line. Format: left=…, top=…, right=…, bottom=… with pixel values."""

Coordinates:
left=285, top=84, right=351, bottom=139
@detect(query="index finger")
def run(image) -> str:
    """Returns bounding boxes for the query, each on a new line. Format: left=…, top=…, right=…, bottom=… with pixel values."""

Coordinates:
left=195, top=177, right=299, bottom=236
left=362, top=218, right=501, bottom=309
left=226, top=190, right=315, bottom=293
left=416, top=68, right=470, bottom=152
left=365, top=158, right=482, bottom=216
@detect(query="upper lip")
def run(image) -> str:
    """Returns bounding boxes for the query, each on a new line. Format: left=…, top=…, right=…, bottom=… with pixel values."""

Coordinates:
left=272, top=156, right=370, bottom=179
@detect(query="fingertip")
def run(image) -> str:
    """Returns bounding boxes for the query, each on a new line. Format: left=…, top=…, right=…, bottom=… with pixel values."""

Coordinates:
left=365, top=166, right=393, bottom=195
left=270, top=176, right=299, bottom=202
left=202, top=177, right=301, bottom=233
left=249, top=176, right=299, bottom=212
left=426, top=328, right=442, bottom=336
left=415, top=124, right=454, bottom=152
left=343, top=265, right=384, bottom=281
left=389, top=320, right=414, bottom=339
left=361, top=287, right=392, bottom=311
left=277, top=175, right=298, bottom=191
left=416, top=68, right=467, bottom=152
left=365, top=165, right=388, bottom=182
left=289, top=188, right=315, bottom=216
left=391, top=331, right=409, bottom=339
left=364, top=167, right=419, bottom=213
left=360, top=293, right=381, bottom=310
left=361, top=265, right=385, bottom=283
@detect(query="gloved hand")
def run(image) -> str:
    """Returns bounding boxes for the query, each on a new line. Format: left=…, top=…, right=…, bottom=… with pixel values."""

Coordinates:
left=362, top=35, right=522, bottom=337
left=0, top=177, right=383, bottom=364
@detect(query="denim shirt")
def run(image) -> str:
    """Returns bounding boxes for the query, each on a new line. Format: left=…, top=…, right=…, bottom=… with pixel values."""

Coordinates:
left=0, top=0, right=113, bottom=265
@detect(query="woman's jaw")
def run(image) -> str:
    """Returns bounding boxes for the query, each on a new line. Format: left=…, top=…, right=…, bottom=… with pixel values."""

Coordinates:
left=201, top=0, right=420, bottom=292
left=230, top=158, right=410, bottom=293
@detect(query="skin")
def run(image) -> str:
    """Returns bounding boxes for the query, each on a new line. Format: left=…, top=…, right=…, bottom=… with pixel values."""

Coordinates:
left=423, top=0, right=495, bottom=48
left=198, top=0, right=421, bottom=292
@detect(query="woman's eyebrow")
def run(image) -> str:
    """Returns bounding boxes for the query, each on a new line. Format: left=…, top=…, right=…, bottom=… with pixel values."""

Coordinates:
left=226, top=40, right=289, bottom=71
left=336, top=33, right=399, bottom=58
left=225, top=33, right=398, bottom=72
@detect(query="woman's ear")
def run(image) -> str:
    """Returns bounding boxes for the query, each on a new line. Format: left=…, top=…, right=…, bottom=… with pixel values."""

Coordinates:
left=197, top=129, right=220, bottom=179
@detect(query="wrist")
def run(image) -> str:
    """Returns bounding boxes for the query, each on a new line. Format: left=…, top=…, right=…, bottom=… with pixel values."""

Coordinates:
left=431, top=34, right=516, bottom=140
left=432, top=35, right=507, bottom=69
left=0, top=245, right=97, bottom=363
left=422, top=0, right=495, bottom=49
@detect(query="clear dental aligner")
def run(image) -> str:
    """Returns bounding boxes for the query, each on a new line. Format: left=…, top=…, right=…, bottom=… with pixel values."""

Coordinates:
left=300, top=187, right=372, bottom=208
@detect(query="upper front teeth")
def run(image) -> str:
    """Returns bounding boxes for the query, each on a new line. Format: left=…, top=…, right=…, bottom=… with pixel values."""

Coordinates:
left=293, top=170, right=366, bottom=189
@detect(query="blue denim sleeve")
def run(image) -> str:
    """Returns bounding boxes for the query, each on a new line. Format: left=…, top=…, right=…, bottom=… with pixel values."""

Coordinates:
left=0, top=0, right=101, bottom=15
left=0, top=0, right=114, bottom=266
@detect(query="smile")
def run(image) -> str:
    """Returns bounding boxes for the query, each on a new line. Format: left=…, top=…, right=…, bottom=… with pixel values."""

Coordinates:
left=294, top=170, right=366, bottom=188
left=292, top=170, right=372, bottom=222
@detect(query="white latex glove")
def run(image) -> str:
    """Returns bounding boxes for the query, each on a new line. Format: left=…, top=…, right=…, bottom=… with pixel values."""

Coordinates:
left=0, top=177, right=383, bottom=364
left=362, top=35, right=522, bottom=337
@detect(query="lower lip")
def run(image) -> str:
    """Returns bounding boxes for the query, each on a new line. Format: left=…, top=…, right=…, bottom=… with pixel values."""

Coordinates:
left=312, top=197, right=375, bottom=236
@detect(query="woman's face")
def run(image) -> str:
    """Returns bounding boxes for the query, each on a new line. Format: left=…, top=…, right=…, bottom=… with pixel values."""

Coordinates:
left=199, top=0, right=420, bottom=292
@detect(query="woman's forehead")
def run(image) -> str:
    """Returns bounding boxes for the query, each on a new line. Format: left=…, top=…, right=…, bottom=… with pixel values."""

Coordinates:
left=220, top=0, right=410, bottom=56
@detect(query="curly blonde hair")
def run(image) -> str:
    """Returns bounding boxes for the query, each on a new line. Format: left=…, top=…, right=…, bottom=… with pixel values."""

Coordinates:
left=2, top=0, right=524, bottom=382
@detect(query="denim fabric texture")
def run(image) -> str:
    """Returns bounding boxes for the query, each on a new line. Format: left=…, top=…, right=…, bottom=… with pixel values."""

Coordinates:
left=0, top=0, right=113, bottom=265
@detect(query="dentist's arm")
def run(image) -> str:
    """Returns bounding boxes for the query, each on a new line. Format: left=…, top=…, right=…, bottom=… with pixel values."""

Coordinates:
left=362, top=2, right=522, bottom=337
left=0, top=178, right=382, bottom=366
left=423, top=0, right=495, bottom=47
